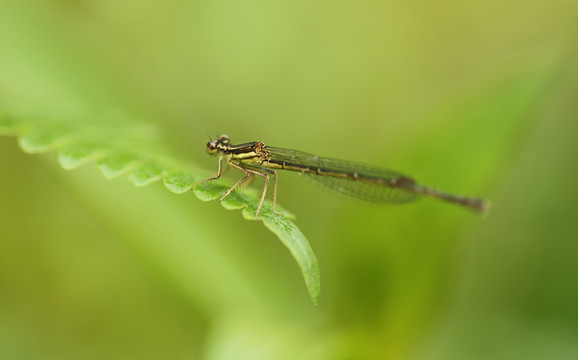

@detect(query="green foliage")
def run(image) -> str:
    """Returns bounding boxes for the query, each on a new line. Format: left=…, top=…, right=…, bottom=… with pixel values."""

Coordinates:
left=1, top=1, right=576, bottom=357
left=0, top=111, right=320, bottom=304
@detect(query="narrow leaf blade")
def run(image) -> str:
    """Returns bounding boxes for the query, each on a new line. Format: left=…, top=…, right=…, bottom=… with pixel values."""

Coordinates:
left=262, top=213, right=321, bottom=305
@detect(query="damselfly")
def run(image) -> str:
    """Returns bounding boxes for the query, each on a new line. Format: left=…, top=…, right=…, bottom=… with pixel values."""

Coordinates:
left=197, top=135, right=489, bottom=218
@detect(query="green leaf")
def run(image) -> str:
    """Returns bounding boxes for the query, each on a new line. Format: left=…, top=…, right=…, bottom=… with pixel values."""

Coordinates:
left=0, top=111, right=320, bottom=304
left=127, top=160, right=165, bottom=187
left=18, top=125, right=73, bottom=153
left=163, top=170, right=199, bottom=194
left=58, top=141, right=105, bottom=169
left=97, top=152, right=140, bottom=179
left=193, top=181, right=228, bottom=202
left=262, top=213, right=321, bottom=305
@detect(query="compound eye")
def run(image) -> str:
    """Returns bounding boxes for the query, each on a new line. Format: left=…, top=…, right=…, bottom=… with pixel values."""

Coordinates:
left=206, top=141, right=219, bottom=154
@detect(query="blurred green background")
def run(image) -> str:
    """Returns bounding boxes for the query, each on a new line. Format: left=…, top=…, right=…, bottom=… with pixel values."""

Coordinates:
left=1, top=1, right=577, bottom=359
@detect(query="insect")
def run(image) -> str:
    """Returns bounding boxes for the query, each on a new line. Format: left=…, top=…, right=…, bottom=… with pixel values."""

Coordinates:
left=197, top=135, right=489, bottom=218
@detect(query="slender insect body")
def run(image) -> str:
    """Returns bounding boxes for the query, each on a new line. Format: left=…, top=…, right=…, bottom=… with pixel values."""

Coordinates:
left=198, top=135, right=489, bottom=217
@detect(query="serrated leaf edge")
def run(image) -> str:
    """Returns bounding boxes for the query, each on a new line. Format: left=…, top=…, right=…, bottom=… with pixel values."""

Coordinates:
left=2, top=124, right=320, bottom=304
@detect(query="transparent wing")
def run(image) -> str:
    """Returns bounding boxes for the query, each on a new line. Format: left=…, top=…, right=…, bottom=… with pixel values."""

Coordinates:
left=267, top=147, right=420, bottom=204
